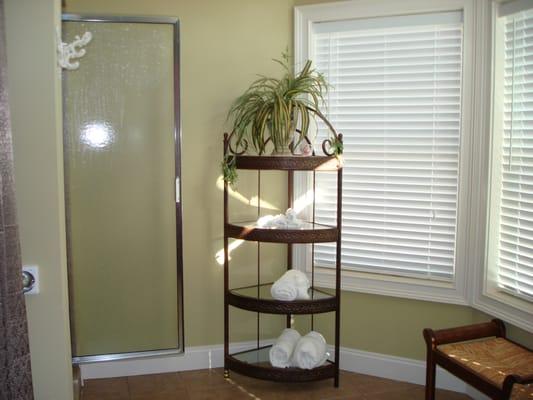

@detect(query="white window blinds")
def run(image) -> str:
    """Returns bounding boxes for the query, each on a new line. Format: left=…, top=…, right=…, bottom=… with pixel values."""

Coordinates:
left=493, top=8, right=533, bottom=301
left=311, top=12, right=464, bottom=281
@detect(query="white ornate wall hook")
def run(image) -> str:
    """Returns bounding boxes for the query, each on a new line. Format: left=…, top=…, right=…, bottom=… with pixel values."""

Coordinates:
left=57, top=29, right=92, bottom=70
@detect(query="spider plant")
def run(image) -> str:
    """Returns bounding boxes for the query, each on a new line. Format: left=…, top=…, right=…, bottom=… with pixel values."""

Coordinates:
left=221, top=154, right=237, bottom=187
left=228, top=51, right=328, bottom=155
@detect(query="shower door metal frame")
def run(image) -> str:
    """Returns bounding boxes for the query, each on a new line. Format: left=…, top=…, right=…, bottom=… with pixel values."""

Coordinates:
left=62, top=14, right=184, bottom=364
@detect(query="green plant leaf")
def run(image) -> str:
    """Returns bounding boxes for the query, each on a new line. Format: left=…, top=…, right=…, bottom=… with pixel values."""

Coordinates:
left=227, top=50, right=330, bottom=154
left=221, top=154, right=238, bottom=187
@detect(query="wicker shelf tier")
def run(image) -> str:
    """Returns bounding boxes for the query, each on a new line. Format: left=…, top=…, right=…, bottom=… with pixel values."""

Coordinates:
left=226, top=345, right=335, bottom=382
left=225, top=221, right=338, bottom=243
left=234, top=155, right=342, bottom=171
left=228, top=283, right=336, bottom=315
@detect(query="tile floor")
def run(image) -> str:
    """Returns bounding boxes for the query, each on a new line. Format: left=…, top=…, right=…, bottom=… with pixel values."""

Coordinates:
left=81, top=368, right=472, bottom=400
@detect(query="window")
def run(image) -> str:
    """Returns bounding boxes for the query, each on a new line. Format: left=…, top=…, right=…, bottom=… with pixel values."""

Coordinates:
left=480, top=0, right=533, bottom=325
left=295, top=0, right=476, bottom=304
left=313, top=12, right=463, bottom=281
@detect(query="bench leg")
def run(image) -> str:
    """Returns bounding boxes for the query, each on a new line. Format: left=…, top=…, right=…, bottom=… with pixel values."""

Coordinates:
left=425, top=350, right=436, bottom=400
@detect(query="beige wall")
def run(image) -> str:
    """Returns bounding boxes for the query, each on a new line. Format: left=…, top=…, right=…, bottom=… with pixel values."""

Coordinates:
left=473, top=310, right=533, bottom=350
left=5, top=0, right=73, bottom=399
left=63, top=0, right=532, bottom=362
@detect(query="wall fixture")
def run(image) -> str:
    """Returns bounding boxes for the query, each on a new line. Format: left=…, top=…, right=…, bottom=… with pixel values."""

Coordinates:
left=57, top=29, right=92, bottom=70
left=22, top=265, right=39, bottom=294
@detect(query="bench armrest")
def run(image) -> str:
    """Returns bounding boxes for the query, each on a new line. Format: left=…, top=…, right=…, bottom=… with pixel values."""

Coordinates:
left=503, top=373, right=533, bottom=396
left=511, top=374, right=533, bottom=385
left=423, top=319, right=506, bottom=348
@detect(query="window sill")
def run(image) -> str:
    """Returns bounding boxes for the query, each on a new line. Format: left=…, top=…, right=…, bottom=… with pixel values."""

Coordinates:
left=472, top=284, right=533, bottom=333
left=307, top=266, right=469, bottom=306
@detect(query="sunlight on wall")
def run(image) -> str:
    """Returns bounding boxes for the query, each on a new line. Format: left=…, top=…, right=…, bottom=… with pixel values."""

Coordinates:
left=293, top=187, right=323, bottom=214
left=213, top=186, right=321, bottom=266
left=215, top=176, right=279, bottom=211
left=215, top=239, right=244, bottom=265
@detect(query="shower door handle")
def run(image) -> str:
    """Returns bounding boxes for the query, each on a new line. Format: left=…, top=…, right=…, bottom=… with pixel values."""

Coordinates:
left=175, top=177, right=180, bottom=203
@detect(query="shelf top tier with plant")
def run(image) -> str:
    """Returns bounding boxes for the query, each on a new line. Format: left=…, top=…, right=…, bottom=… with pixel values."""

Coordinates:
left=222, top=52, right=343, bottom=182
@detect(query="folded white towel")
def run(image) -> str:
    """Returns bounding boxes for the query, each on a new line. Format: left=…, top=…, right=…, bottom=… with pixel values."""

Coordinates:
left=269, top=328, right=301, bottom=368
left=292, top=331, right=329, bottom=370
left=257, top=208, right=303, bottom=229
left=271, top=270, right=310, bottom=301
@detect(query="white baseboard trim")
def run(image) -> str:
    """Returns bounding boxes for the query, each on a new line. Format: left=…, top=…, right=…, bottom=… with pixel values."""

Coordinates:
left=335, top=346, right=465, bottom=391
left=335, top=346, right=488, bottom=400
left=79, top=342, right=488, bottom=399
left=79, top=340, right=269, bottom=381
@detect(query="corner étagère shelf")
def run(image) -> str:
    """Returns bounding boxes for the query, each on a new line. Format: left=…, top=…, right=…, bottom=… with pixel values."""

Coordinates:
left=222, top=131, right=343, bottom=387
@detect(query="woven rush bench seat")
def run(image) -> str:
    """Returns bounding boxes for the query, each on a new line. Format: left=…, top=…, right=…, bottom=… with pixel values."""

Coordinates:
left=423, top=319, right=533, bottom=400
left=439, top=338, right=533, bottom=399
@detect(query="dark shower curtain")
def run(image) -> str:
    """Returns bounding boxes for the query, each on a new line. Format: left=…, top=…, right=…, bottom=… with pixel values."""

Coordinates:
left=0, top=0, right=34, bottom=399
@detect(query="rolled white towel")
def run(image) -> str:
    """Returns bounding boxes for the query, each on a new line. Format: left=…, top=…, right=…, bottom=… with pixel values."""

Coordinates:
left=287, top=270, right=310, bottom=300
left=269, top=328, right=301, bottom=368
left=257, top=208, right=303, bottom=229
left=270, top=279, right=298, bottom=301
left=271, top=270, right=310, bottom=301
left=292, top=331, right=329, bottom=370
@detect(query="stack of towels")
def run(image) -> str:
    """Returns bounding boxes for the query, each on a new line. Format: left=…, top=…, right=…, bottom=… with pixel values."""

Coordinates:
left=269, top=328, right=329, bottom=369
left=257, top=208, right=303, bottom=229
left=271, top=270, right=310, bottom=301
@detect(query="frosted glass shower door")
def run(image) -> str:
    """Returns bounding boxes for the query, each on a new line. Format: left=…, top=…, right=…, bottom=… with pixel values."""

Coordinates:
left=62, top=17, right=182, bottom=359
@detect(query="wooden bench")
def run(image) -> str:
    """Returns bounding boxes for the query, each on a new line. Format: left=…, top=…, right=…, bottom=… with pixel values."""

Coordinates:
left=423, top=319, right=533, bottom=400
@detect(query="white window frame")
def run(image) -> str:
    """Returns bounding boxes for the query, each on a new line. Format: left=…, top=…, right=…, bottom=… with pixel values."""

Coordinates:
left=294, top=0, right=477, bottom=305
left=470, top=0, right=533, bottom=333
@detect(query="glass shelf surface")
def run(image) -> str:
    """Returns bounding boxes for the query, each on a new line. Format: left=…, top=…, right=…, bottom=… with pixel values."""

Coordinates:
left=231, top=283, right=334, bottom=301
left=232, top=345, right=271, bottom=365
left=230, top=220, right=334, bottom=231
left=231, top=345, right=334, bottom=366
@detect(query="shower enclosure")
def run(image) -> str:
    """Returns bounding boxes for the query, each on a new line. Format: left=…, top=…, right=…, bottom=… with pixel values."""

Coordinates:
left=62, top=15, right=183, bottom=362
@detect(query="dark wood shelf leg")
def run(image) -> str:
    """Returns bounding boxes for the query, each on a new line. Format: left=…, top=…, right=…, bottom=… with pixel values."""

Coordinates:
left=334, top=167, right=342, bottom=388
left=424, top=344, right=436, bottom=400
left=287, top=170, right=293, bottom=331
left=223, top=134, right=230, bottom=379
